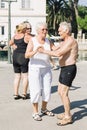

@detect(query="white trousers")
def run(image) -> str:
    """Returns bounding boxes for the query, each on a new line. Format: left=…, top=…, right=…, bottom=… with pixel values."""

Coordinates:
left=29, top=66, right=52, bottom=103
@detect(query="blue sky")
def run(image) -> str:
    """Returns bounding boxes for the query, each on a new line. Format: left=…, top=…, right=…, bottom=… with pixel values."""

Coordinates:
left=78, top=0, right=87, bottom=6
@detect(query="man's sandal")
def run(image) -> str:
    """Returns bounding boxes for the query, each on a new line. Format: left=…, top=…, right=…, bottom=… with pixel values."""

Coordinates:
left=57, top=117, right=73, bottom=126
left=57, top=113, right=65, bottom=120
left=32, top=113, right=42, bottom=121
left=41, top=109, right=54, bottom=116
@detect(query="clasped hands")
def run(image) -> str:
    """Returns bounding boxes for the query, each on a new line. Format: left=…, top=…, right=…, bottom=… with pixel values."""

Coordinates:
left=37, top=46, right=45, bottom=53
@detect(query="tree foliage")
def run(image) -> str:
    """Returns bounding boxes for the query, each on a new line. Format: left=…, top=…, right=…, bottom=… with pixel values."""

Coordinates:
left=46, top=0, right=78, bottom=35
left=46, top=0, right=71, bottom=35
left=78, top=15, right=87, bottom=31
left=77, top=6, right=87, bottom=32
left=46, top=0, right=87, bottom=35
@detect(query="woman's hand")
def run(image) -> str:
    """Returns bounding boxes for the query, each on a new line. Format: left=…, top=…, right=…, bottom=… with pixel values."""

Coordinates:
left=12, top=44, right=17, bottom=50
left=37, top=46, right=44, bottom=53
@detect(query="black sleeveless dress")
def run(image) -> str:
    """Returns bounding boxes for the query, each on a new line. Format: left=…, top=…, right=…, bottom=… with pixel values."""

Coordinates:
left=13, top=37, right=29, bottom=73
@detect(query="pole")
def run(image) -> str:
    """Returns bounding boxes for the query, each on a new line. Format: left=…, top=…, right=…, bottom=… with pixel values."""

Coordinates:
left=3, top=0, right=17, bottom=63
left=8, top=1, right=12, bottom=63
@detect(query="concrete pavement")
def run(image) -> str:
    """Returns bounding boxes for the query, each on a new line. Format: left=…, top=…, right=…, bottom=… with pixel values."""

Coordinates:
left=0, top=61, right=87, bottom=130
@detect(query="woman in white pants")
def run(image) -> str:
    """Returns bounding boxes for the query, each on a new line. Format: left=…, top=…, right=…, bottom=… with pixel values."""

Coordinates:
left=25, top=22, right=55, bottom=121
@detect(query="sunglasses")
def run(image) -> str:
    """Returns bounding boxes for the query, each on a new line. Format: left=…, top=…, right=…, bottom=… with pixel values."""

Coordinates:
left=26, top=28, right=32, bottom=30
left=41, top=28, right=48, bottom=31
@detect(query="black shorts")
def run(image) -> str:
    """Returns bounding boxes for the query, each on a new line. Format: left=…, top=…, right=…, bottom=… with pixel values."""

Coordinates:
left=13, top=52, right=29, bottom=73
left=59, top=64, right=77, bottom=87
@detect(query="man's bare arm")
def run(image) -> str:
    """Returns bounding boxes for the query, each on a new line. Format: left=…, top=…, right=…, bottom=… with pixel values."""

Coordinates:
left=38, top=39, right=73, bottom=57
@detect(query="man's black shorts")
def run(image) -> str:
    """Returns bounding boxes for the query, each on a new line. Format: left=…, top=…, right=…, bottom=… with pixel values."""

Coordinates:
left=59, top=64, right=77, bottom=87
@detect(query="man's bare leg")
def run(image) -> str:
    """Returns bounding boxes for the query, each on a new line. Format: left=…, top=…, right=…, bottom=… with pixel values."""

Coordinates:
left=58, top=82, right=71, bottom=118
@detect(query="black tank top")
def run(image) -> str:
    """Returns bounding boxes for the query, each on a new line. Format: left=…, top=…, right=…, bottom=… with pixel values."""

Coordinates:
left=14, top=37, right=28, bottom=53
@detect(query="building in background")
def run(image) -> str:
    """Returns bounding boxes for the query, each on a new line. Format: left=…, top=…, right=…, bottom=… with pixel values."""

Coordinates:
left=0, top=0, right=46, bottom=44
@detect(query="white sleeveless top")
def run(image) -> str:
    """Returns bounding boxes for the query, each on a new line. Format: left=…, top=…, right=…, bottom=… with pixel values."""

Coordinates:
left=29, top=37, right=51, bottom=68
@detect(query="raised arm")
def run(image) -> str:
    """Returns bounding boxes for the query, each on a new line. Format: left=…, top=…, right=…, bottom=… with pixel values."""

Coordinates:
left=38, top=39, right=73, bottom=57
left=25, top=39, right=38, bottom=58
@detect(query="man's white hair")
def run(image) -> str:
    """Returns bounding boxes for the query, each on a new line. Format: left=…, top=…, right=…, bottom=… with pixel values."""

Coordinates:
left=59, top=21, right=72, bottom=34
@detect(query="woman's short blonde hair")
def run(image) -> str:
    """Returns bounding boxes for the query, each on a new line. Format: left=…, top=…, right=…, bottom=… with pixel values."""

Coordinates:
left=16, top=23, right=27, bottom=33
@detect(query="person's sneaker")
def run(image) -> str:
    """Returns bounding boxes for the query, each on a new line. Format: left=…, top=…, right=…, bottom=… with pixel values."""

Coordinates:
left=32, top=113, right=42, bottom=121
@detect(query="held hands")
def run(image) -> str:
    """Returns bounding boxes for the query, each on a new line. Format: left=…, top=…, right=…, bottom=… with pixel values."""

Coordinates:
left=37, top=46, right=45, bottom=53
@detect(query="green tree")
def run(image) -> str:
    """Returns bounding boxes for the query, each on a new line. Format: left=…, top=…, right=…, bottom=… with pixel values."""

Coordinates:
left=46, top=0, right=71, bottom=35
left=68, top=0, right=78, bottom=35
left=46, top=0, right=78, bottom=35
left=77, top=6, right=87, bottom=32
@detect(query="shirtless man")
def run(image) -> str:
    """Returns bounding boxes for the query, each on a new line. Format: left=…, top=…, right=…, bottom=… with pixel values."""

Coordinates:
left=38, top=21, right=78, bottom=125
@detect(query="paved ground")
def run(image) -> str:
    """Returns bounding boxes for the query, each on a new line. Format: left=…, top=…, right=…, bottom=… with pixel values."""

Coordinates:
left=0, top=61, right=87, bottom=130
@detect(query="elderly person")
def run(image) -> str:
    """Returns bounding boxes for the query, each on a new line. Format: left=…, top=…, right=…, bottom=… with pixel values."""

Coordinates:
left=23, top=21, right=35, bottom=38
left=25, top=22, right=54, bottom=121
left=38, top=21, right=78, bottom=125
left=9, top=22, right=33, bottom=100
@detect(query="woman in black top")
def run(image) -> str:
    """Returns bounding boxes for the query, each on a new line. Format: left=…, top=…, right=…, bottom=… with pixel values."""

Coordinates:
left=9, top=22, right=33, bottom=100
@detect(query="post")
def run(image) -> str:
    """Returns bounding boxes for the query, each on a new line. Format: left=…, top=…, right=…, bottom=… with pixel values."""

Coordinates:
left=8, top=0, right=11, bottom=63
left=82, top=33, right=85, bottom=43
left=3, top=0, right=17, bottom=63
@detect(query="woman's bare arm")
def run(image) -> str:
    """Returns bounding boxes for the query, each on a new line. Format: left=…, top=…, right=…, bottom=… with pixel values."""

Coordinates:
left=25, top=39, right=38, bottom=58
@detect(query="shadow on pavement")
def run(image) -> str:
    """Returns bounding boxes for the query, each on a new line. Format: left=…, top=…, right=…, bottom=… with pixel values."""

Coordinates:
left=52, top=99, right=87, bottom=122
left=51, top=85, right=81, bottom=94
left=71, top=99, right=87, bottom=122
left=70, top=85, right=81, bottom=91
left=51, top=85, right=58, bottom=93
